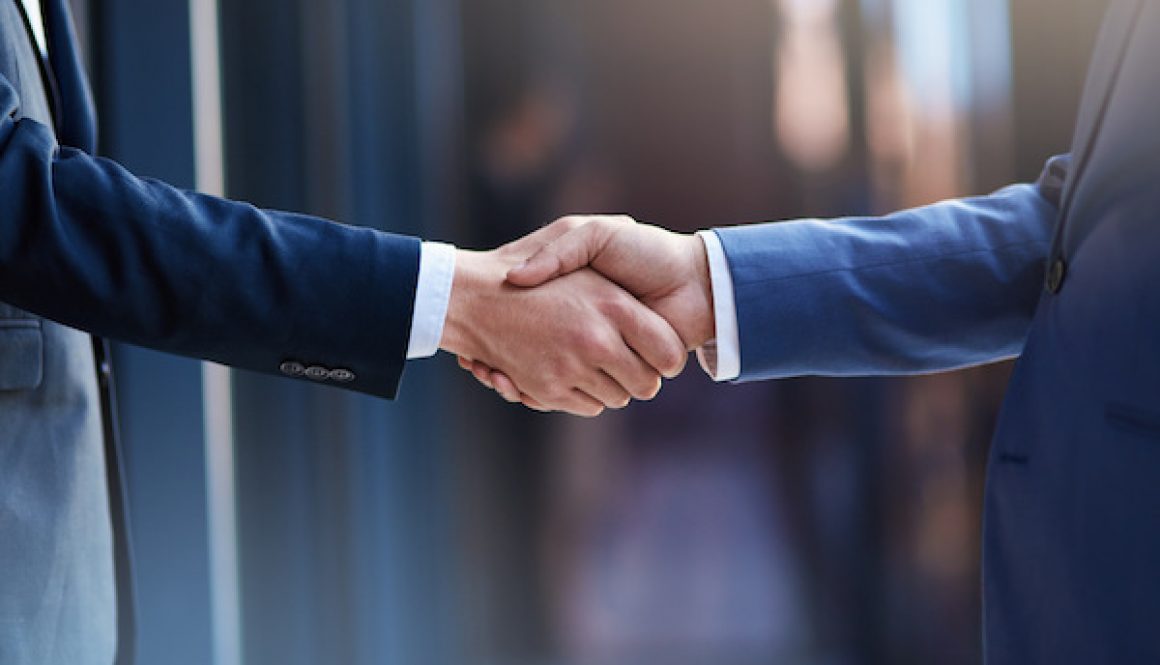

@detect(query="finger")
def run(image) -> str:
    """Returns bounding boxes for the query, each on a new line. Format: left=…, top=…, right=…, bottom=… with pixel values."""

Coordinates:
left=534, top=384, right=607, bottom=417
left=469, top=358, right=496, bottom=378
left=496, top=216, right=592, bottom=262
left=520, top=394, right=549, bottom=412
left=470, top=362, right=495, bottom=390
left=457, top=356, right=473, bottom=371
left=490, top=371, right=523, bottom=403
left=506, top=221, right=618, bottom=287
left=578, top=370, right=633, bottom=410
left=560, top=389, right=606, bottom=418
left=611, top=298, right=688, bottom=379
left=483, top=368, right=579, bottom=414
left=601, top=346, right=664, bottom=401
left=501, top=383, right=550, bottom=413
left=517, top=216, right=590, bottom=249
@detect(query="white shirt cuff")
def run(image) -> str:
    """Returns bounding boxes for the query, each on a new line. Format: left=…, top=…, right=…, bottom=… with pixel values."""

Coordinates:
left=406, top=242, right=457, bottom=359
left=694, top=230, right=741, bottom=382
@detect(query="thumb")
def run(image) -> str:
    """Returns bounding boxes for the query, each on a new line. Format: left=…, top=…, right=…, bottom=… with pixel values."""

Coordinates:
left=506, top=245, right=565, bottom=287
left=507, top=222, right=606, bottom=287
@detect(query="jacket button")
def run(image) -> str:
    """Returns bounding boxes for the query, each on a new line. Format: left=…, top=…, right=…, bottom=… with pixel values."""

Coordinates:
left=304, top=366, right=330, bottom=381
left=1046, top=259, right=1067, bottom=294
left=329, top=368, right=356, bottom=383
left=280, top=361, right=306, bottom=377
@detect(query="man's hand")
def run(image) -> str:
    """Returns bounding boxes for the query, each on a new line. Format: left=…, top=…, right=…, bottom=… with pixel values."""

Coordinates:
left=510, top=216, right=714, bottom=347
left=439, top=222, right=688, bottom=417
left=459, top=215, right=715, bottom=405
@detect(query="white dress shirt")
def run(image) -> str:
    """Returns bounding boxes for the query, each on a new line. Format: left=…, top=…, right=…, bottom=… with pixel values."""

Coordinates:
left=405, top=242, right=457, bottom=359
left=695, top=230, right=741, bottom=382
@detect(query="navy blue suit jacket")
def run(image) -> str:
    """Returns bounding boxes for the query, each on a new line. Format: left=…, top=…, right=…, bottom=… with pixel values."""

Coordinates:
left=0, top=4, right=422, bottom=399
left=715, top=1, right=1159, bottom=660
left=0, top=2, right=421, bottom=663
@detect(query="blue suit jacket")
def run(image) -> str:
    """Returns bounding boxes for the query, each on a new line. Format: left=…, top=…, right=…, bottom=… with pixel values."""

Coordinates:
left=716, top=1, right=1159, bottom=660
left=0, top=1, right=421, bottom=663
left=0, top=7, right=422, bottom=397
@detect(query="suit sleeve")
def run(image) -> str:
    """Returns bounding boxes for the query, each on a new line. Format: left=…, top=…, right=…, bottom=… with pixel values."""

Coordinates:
left=714, top=155, right=1070, bottom=381
left=0, top=76, right=420, bottom=399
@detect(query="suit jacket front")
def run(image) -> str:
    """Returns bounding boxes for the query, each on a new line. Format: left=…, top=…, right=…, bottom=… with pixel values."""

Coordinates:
left=0, top=1, right=424, bottom=663
left=715, top=0, right=1159, bottom=661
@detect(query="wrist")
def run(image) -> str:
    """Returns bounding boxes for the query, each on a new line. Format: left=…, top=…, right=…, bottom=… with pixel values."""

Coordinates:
left=440, top=250, right=494, bottom=359
left=687, top=233, right=715, bottom=349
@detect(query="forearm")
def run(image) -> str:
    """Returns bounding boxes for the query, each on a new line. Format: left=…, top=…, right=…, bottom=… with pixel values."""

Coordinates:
left=0, top=107, right=420, bottom=397
left=715, top=180, right=1061, bottom=381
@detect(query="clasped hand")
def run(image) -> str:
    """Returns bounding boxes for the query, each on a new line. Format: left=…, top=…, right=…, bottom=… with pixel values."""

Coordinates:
left=439, top=216, right=714, bottom=416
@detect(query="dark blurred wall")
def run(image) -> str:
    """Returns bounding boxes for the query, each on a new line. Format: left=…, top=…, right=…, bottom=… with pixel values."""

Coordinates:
left=217, top=0, right=462, bottom=663
left=1010, top=0, right=1111, bottom=182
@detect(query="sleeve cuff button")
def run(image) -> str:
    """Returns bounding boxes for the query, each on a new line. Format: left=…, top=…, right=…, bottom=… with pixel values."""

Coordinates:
left=304, top=366, right=330, bottom=381
left=280, top=361, right=306, bottom=377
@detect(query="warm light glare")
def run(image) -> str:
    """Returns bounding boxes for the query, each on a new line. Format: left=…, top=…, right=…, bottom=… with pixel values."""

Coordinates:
left=773, top=0, right=851, bottom=172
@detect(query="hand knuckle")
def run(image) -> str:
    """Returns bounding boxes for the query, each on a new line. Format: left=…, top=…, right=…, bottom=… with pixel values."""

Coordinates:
left=575, top=328, right=610, bottom=358
left=600, top=295, right=632, bottom=321
left=555, top=216, right=585, bottom=232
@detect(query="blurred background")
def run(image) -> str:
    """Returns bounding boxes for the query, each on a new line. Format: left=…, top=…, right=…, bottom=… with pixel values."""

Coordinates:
left=73, top=0, right=1109, bottom=663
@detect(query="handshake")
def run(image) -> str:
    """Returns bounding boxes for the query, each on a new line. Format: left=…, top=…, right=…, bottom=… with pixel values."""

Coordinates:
left=439, top=215, right=715, bottom=417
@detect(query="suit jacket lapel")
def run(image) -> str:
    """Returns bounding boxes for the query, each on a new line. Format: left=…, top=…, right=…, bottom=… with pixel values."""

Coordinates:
left=1058, top=0, right=1143, bottom=217
left=1050, top=0, right=1144, bottom=259
left=42, top=0, right=95, bottom=152
left=11, top=0, right=60, bottom=125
